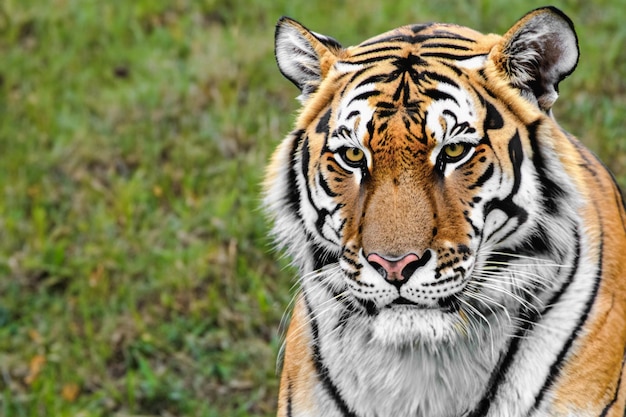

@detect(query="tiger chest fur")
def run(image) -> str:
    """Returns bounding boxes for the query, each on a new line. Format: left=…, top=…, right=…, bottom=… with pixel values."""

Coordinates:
left=264, top=7, right=626, bottom=417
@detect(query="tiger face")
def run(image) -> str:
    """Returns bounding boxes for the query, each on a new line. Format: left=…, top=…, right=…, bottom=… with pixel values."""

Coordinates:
left=305, top=58, right=540, bottom=344
left=322, top=75, right=538, bottom=343
left=266, top=10, right=579, bottom=347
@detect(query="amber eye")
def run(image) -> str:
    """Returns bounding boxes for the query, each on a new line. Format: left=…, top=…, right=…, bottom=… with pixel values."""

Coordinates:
left=340, top=147, right=366, bottom=167
left=442, top=143, right=470, bottom=162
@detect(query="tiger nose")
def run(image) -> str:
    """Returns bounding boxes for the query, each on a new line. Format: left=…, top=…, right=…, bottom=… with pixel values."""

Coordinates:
left=366, top=252, right=421, bottom=287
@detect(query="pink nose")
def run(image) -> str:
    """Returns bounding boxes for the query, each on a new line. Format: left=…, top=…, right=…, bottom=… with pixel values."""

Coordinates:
left=366, top=252, right=421, bottom=286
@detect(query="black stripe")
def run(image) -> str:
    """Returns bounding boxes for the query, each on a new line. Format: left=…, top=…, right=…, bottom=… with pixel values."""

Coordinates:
left=301, top=138, right=338, bottom=246
left=468, top=232, right=581, bottom=417
left=393, top=52, right=427, bottom=74
left=351, top=45, right=403, bottom=57
left=359, top=32, right=433, bottom=47
left=392, top=74, right=408, bottom=102
left=422, top=71, right=460, bottom=89
left=315, top=208, right=338, bottom=242
left=304, top=295, right=358, bottom=417
left=318, top=171, right=338, bottom=197
left=464, top=212, right=481, bottom=237
left=366, top=119, right=375, bottom=140
left=439, top=60, right=464, bottom=76
left=528, top=121, right=566, bottom=215
left=376, top=121, right=389, bottom=135
left=431, top=30, right=476, bottom=42
left=344, top=54, right=400, bottom=66
left=484, top=99, right=504, bottom=131
left=348, top=90, right=381, bottom=106
left=286, top=131, right=305, bottom=216
left=616, top=188, right=626, bottom=241
left=346, top=110, right=360, bottom=120
left=340, top=254, right=360, bottom=268
left=478, top=131, right=528, bottom=237
left=424, top=88, right=458, bottom=104
left=301, top=136, right=312, bottom=201
left=421, top=52, right=486, bottom=60
left=529, top=141, right=609, bottom=410
left=469, top=163, right=494, bottom=189
left=410, top=23, right=431, bottom=33
left=341, top=67, right=370, bottom=93
left=286, top=380, right=293, bottom=417
left=316, top=108, right=332, bottom=135
left=421, top=42, right=472, bottom=51
left=530, top=236, right=603, bottom=412
left=356, top=73, right=392, bottom=88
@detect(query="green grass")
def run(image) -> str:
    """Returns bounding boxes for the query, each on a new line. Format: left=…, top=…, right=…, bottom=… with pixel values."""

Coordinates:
left=0, top=0, right=624, bottom=416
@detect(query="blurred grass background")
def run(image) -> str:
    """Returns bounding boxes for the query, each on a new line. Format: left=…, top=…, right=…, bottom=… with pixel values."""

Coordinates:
left=0, top=0, right=624, bottom=416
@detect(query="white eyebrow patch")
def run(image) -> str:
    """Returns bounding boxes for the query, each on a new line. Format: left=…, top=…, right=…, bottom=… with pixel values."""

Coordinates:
left=334, top=83, right=376, bottom=145
left=426, top=82, right=480, bottom=166
left=456, top=54, right=487, bottom=69
left=334, top=61, right=365, bottom=74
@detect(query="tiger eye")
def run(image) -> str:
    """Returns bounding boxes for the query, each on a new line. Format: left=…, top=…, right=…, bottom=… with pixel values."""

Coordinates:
left=443, top=143, right=467, bottom=159
left=344, top=147, right=365, bottom=164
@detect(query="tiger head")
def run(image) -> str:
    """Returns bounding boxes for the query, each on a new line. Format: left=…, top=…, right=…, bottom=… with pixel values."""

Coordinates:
left=265, top=7, right=580, bottom=347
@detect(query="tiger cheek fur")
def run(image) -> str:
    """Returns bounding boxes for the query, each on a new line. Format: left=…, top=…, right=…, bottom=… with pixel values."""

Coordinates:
left=266, top=7, right=626, bottom=417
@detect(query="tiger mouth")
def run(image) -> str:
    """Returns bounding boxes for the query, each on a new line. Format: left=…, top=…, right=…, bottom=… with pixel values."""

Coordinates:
left=391, top=296, right=421, bottom=306
left=360, top=295, right=462, bottom=315
left=392, top=296, right=461, bottom=313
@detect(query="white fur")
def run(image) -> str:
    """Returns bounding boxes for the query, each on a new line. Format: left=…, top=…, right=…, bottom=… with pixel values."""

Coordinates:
left=456, top=54, right=488, bottom=69
left=426, top=82, right=481, bottom=176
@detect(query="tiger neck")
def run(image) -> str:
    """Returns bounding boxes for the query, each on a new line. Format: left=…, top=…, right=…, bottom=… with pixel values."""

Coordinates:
left=301, top=281, right=513, bottom=417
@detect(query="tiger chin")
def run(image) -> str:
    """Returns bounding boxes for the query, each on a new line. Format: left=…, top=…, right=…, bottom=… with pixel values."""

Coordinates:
left=264, top=6, right=626, bottom=417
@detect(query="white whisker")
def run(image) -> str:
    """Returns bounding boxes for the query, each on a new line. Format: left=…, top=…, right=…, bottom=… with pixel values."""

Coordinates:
left=457, top=298, right=495, bottom=358
left=465, top=288, right=513, bottom=325
left=278, top=263, right=344, bottom=338
left=472, top=273, right=545, bottom=308
left=471, top=279, right=541, bottom=315
left=513, top=316, right=564, bottom=334
left=478, top=264, right=556, bottom=287
left=285, top=291, right=351, bottom=341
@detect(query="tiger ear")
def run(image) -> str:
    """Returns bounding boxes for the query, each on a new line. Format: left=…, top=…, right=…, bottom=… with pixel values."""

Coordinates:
left=275, top=17, right=343, bottom=102
left=491, top=7, right=579, bottom=111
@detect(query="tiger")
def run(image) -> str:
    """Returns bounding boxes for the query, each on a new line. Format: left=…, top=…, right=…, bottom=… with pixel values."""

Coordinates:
left=263, top=6, right=626, bottom=417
